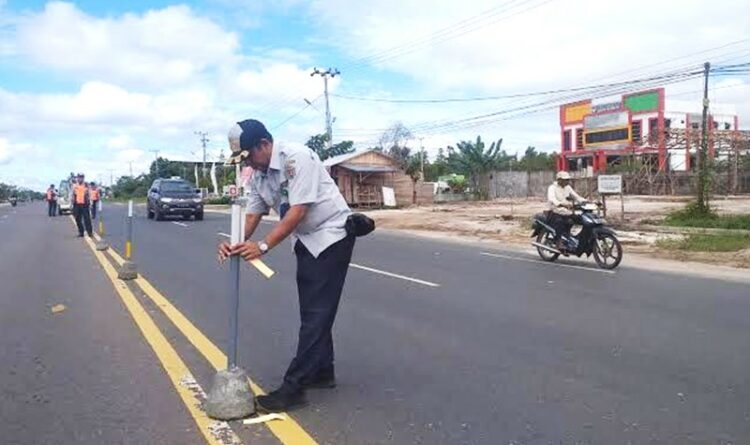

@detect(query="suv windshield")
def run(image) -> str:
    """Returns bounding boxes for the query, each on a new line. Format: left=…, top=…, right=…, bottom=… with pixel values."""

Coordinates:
left=160, top=181, right=194, bottom=193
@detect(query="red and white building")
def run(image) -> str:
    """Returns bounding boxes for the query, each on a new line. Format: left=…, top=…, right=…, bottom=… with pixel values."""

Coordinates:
left=557, top=87, right=741, bottom=173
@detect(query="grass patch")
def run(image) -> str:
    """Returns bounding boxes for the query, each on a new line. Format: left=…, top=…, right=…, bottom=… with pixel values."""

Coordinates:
left=663, top=203, right=750, bottom=230
left=657, top=234, right=750, bottom=252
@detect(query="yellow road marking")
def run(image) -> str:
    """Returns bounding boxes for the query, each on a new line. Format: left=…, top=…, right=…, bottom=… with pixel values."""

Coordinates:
left=79, top=235, right=244, bottom=445
left=103, top=238, right=319, bottom=445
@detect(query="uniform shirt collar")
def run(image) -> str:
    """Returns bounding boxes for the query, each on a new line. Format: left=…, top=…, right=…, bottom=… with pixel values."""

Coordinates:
left=268, top=145, right=282, bottom=171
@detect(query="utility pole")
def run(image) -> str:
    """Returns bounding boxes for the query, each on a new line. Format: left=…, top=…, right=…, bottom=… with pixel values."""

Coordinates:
left=195, top=131, right=209, bottom=177
left=697, top=61, right=711, bottom=213
left=149, top=149, right=160, bottom=178
left=107, top=169, right=115, bottom=187
left=128, top=161, right=133, bottom=178
left=419, top=137, right=425, bottom=179
left=311, top=68, right=340, bottom=149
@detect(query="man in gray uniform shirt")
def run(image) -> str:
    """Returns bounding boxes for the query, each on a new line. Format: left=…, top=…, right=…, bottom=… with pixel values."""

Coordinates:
left=219, top=119, right=355, bottom=413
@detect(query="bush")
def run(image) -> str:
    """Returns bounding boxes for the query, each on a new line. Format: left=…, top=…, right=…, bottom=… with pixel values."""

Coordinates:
left=447, top=176, right=467, bottom=193
left=205, top=196, right=231, bottom=205
left=664, top=204, right=750, bottom=230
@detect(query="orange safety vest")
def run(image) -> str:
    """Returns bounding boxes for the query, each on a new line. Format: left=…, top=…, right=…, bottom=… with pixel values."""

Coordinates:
left=73, top=184, right=88, bottom=205
left=90, top=188, right=100, bottom=200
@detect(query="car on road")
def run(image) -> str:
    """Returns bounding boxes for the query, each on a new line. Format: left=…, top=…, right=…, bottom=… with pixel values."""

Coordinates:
left=57, top=179, right=72, bottom=215
left=147, top=178, right=204, bottom=221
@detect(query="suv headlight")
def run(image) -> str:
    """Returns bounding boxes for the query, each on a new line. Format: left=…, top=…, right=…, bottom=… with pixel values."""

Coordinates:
left=161, top=197, right=173, bottom=203
left=193, top=198, right=202, bottom=203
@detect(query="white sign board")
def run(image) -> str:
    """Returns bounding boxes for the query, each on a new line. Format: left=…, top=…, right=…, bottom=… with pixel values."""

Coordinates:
left=382, top=187, right=396, bottom=207
left=598, top=175, right=622, bottom=194
left=228, top=185, right=238, bottom=198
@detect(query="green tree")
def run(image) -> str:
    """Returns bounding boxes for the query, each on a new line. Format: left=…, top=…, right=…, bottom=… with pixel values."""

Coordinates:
left=404, top=155, right=423, bottom=204
left=425, top=147, right=449, bottom=181
left=388, top=145, right=412, bottom=169
left=516, top=146, right=556, bottom=171
left=447, top=136, right=510, bottom=199
left=305, top=133, right=355, bottom=161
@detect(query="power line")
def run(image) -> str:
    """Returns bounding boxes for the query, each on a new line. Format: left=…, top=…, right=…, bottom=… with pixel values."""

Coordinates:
left=251, top=0, right=556, bottom=121
left=336, top=66, right=707, bottom=140
left=343, top=0, right=557, bottom=73
left=271, top=95, right=323, bottom=130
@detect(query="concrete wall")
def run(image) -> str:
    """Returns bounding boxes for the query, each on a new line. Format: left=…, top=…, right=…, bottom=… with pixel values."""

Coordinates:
left=487, top=171, right=556, bottom=199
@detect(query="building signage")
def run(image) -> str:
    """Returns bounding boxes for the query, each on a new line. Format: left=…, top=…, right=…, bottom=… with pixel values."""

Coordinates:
left=598, top=175, right=623, bottom=194
left=591, top=101, right=621, bottom=114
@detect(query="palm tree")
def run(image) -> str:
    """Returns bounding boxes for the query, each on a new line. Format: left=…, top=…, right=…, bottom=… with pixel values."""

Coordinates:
left=447, top=136, right=507, bottom=199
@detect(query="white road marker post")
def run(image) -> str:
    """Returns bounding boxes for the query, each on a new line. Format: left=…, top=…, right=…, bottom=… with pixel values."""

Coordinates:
left=94, top=199, right=109, bottom=251
left=205, top=198, right=254, bottom=420
left=118, top=200, right=138, bottom=280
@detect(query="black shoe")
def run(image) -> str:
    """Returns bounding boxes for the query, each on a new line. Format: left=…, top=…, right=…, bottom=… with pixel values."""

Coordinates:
left=77, top=234, right=84, bottom=238
left=255, top=386, right=307, bottom=413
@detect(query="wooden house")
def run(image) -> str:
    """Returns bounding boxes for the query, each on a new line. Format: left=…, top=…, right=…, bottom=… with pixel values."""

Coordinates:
left=323, top=150, right=433, bottom=207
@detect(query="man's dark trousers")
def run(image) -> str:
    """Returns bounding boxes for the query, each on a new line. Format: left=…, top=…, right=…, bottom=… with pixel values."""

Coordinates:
left=90, top=200, right=99, bottom=219
left=283, top=235, right=355, bottom=391
left=47, top=200, right=57, bottom=217
left=73, top=204, right=93, bottom=236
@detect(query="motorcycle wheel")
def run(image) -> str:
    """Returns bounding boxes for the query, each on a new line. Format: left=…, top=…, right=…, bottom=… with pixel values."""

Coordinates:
left=593, top=232, right=623, bottom=270
left=536, top=232, right=560, bottom=262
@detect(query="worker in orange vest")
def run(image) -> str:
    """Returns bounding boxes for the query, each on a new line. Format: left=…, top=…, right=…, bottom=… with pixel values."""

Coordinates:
left=70, top=173, right=93, bottom=237
left=89, top=182, right=101, bottom=219
left=45, top=184, right=57, bottom=217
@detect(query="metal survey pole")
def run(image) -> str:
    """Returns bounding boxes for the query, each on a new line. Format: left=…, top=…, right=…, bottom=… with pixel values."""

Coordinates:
left=227, top=201, right=243, bottom=367
left=118, top=200, right=138, bottom=280
left=98, top=200, right=105, bottom=235
left=126, top=200, right=134, bottom=259
left=94, top=199, right=109, bottom=251
left=205, top=198, right=253, bottom=420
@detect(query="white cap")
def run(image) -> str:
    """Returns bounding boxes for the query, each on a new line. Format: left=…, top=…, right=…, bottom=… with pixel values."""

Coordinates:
left=556, top=171, right=571, bottom=180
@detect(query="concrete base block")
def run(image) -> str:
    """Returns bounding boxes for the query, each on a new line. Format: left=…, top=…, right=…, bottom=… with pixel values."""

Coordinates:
left=205, top=367, right=254, bottom=420
left=95, top=240, right=109, bottom=251
left=117, top=261, right=138, bottom=280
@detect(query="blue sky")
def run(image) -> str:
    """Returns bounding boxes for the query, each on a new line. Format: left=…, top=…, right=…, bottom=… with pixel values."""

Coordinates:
left=1, top=0, right=749, bottom=191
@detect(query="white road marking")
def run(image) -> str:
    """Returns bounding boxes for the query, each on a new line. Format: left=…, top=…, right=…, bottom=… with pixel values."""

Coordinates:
left=172, top=221, right=189, bottom=227
left=218, top=232, right=230, bottom=238
left=349, top=263, right=441, bottom=287
left=480, top=252, right=616, bottom=275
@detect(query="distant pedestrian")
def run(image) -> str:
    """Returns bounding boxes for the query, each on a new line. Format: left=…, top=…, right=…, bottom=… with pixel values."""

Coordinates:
left=45, top=184, right=57, bottom=217
left=71, top=173, right=93, bottom=237
left=218, top=119, right=372, bottom=413
left=89, top=182, right=100, bottom=219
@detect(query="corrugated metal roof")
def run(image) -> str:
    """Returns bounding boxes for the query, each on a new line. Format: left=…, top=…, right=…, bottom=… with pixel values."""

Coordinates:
left=322, top=150, right=370, bottom=167
left=338, top=164, right=399, bottom=173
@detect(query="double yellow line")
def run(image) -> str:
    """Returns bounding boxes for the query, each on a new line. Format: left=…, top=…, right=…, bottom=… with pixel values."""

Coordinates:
left=74, top=217, right=318, bottom=445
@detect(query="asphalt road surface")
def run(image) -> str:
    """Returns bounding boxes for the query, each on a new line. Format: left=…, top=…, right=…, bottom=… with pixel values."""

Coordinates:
left=2, top=201, right=750, bottom=445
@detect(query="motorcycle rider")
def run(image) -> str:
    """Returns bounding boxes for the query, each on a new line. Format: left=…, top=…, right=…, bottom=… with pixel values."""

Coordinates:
left=547, top=171, right=584, bottom=251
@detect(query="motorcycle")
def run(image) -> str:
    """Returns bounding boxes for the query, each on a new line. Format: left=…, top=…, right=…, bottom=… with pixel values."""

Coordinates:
left=530, top=201, right=623, bottom=270
left=9, top=197, right=17, bottom=207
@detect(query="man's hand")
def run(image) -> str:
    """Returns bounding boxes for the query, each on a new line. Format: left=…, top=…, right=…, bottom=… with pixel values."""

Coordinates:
left=217, top=241, right=232, bottom=264
left=230, top=241, right=263, bottom=262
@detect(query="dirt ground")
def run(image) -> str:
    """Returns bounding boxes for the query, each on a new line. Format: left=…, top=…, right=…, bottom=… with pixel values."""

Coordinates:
left=363, top=195, right=750, bottom=269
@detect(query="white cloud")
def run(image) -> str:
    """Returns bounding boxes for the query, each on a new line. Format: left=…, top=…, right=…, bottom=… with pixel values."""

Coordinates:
left=307, top=0, right=750, bottom=90
left=0, top=137, right=11, bottom=165
left=14, top=2, right=239, bottom=88
left=0, top=81, right=216, bottom=132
